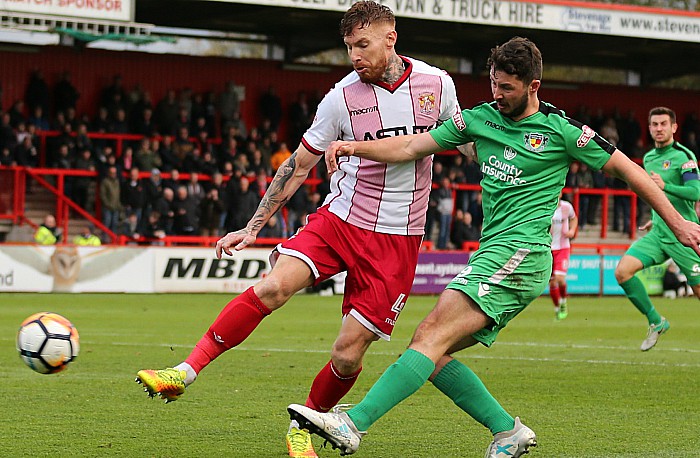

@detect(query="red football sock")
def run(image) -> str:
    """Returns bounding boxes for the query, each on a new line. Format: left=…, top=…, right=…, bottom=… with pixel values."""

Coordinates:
left=550, top=283, right=561, bottom=307
left=560, top=284, right=567, bottom=300
left=185, top=287, right=271, bottom=374
left=305, top=360, right=362, bottom=412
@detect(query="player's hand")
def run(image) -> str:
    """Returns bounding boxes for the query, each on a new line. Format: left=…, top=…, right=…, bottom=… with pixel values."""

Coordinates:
left=639, top=220, right=653, bottom=232
left=650, top=172, right=665, bottom=190
left=325, top=141, right=356, bottom=174
left=215, top=228, right=257, bottom=258
left=671, top=220, right=700, bottom=256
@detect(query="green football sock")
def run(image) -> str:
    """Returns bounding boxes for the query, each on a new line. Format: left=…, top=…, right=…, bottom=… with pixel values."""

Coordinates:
left=432, top=358, right=514, bottom=435
left=620, top=276, right=661, bottom=325
left=347, top=349, right=434, bottom=431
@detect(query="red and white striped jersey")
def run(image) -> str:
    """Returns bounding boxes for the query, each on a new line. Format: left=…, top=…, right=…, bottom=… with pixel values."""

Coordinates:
left=302, top=56, right=459, bottom=235
left=551, top=200, right=576, bottom=250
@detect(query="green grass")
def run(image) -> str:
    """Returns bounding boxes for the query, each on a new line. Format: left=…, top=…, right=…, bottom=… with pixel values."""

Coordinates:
left=1, top=293, right=699, bottom=457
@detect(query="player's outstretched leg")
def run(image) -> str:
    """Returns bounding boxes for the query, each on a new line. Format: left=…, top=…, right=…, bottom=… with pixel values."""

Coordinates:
left=640, top=316, right=670, bottom=351
left=135, top=368, right=187, bottom=403
left=286, top=424, right=318, bottom=457
left=287, top=404, right=365, bottom=456
left=484, top=417, right=537, bottom=458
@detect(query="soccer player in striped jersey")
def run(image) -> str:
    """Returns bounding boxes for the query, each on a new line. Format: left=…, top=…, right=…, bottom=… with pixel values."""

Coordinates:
left=615, top=106, right=700, bottom=351
left=136, top=2, right=460, bottom=457
left=289, top=37, right=700, bottom=458
left=550, top=195, right=578, bottom=320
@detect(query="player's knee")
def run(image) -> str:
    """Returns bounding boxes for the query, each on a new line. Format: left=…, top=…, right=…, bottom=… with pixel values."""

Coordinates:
left=330, top=349, right=362, bottom=375
left=254, top=277, right=299, bottom=308
left=614, top=264, right=632, bottom=284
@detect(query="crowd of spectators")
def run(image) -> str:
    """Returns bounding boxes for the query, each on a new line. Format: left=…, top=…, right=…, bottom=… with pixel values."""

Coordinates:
left=3, top=70, right=700, bottom=248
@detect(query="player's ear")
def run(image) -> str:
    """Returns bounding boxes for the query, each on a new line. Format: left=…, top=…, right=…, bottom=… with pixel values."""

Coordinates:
left=529, top=79, right=541, bottom=93
left=386, top=29, right=397, bottom=48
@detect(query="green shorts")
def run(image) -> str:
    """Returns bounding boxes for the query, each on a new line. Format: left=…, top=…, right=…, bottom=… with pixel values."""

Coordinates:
left=446, top=242, right=551, bottom=347
left=626, top=230, right=700, bottom=286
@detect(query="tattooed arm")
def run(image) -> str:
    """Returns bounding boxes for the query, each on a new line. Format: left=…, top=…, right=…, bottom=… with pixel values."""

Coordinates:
left=216, top=145, right=321, bottom=258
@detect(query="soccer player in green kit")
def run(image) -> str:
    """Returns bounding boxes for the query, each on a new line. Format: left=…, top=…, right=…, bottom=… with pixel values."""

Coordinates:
left=288, top=37, right=700, bottom=457
left=615, top=107, right=700, bottom=351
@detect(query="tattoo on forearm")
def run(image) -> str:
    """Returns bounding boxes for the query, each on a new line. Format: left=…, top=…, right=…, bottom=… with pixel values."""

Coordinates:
left=248, top=153, right=296, bottom=233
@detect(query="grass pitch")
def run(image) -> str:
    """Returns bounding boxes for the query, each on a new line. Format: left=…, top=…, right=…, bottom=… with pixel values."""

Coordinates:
left=1, top=292, right=699, bottom=457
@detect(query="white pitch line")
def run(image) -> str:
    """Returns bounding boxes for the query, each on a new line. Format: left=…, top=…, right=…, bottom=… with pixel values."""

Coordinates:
left=497, top=340, right=700, bottom=354
left=107, top=341, right=700, bottom=368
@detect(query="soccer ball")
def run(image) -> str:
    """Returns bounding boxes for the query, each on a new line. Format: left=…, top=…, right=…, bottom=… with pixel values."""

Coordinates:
left=16, top=312, right=80, bottom=374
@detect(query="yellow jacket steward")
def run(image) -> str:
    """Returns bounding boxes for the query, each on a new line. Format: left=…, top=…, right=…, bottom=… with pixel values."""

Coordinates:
left=34, top=225, right=58, bottom=245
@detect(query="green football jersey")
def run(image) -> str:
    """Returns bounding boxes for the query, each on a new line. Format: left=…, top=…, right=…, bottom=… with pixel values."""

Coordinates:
left=644, top=141, right=700, bottom=240
left=430, top=101, right=615, bottom=246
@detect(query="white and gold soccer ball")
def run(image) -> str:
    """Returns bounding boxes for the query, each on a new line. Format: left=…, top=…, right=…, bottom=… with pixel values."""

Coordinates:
left=17, top=312, right=79, bottom=374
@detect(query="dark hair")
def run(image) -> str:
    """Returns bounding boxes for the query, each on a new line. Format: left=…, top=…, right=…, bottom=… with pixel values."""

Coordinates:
left=487, top=37, right=542, bottom=84
left=340, top=1, right=395, bottom=37
left=648, top=106, right=676, bottom=124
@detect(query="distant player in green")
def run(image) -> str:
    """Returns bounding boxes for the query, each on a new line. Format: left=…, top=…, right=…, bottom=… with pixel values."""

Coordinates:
left=615, top=107, right=700, bottom=351
left=288, top=37, right=700, bottom=457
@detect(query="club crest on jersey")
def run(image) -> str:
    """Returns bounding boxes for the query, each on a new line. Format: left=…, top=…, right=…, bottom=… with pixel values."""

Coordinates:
left=577, top=125, right=596, bottom=147
left=418, top=92, right=436, bottom=114
left=503, top=146, right=517, bottom=160
left=663, top=160, right=671, bottom=169
left=524, top=132, right=549, bottom=152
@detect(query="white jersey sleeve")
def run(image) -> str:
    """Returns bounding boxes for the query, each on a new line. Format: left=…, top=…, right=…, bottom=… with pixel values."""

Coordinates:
left=551, top=200, right=576, bottom=250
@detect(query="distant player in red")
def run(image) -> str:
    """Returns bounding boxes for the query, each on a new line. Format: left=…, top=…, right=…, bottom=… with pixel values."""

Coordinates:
left=549, top=195, right=578, bottom=320
left=135, top=2, right=460, bottom=457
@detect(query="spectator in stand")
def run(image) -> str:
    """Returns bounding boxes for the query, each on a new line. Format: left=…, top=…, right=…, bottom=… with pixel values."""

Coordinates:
left=109, top=108, right=129, bottom=135
left=64, top=107, right=80, bottom=131
left=248, top=148, right=270, bottom=177
left=228, top=110, right=248, bottom=140
left=270, top=142, right=292, bottom=173
left=163, top=168, right=181, bottom=192
left=174, top=106, right=191, bottom=134
left=289, top=91, right=313, bottom=148
left=173, top=126, right=195, bottom=168
left=135, top=138, right=162, bottom=172
left=258, top=214, right=284, bottom=239
left=120, top=146, right=135, bottom=172
left=0, top=112, right=16, bottom=152
left=0, top=147, right=15, bottom=166
left=143, top=168, right=164, bottom=215
left=620, top=109, right=642, bottom=154
left=73, top=149, right=96, bottom=211
left=186, top=172, right=205, bottom=204
left=570, top=162, right=594, bottom=230
left=25, top=69, right=50, bottom=115
left=153, top=187, right=175, bottom=234
left=199, top=188, right=225, bottom=237
left=450, top=209, right=480, bottom=249
left=155, top=89, right=179, bottom=136
left=92, top=106, right=111, bottom=154
left=141, top=210, right=167, bottom=243
left=286, top=184, right=311, bottom=237
left=121, top=166, right=146, bottom=224
left=200, top=150, right=219, bottom=177
left=685, top=130, right=699, bottom=159
left=100, top=165, right=122, bottom=233
left=224, top=175, right=259, bottom=232
left=101, top=74, right=126, bottom=110
left=156, top=135, right=178, bottom=172
left=74, top=122, right=93, bottom=155
left=196, top=129, right=216, bottom=161
left=435, top=176, right=454, bottom=250
left=219, top=136, right=239, bottom=167
left=681, top=111, right=700, bottom=146
left=34, top=214, right=62, bottom=245
left=53, top=71, right=80, bottom=114
left=29, top=106, right=50, bottom=131
left=259, top=85, right=282, bottom=131
left=182, top=146, right=204, bottom=174
left=117, top=210, right=142, bottom=242
left=219, top=80, right=241, bottom=133
left=8, top=100, right=26, bottom=128
left=172, top=185, right=199, bottom=235
left=132, top=106, right=157, bottom=137
left=73, top=225, right=101, bottom=246
left=190, top=93, right=207, bottom=130
left=52, top=144, right=73, bottom=171
left=98, top=146, right=120, bottom=179
left=14, top=135, right=39, bottom=168
left=468, top=191, right=484, bottom=231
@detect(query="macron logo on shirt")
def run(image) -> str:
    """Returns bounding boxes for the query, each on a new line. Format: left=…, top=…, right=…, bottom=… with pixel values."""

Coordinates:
left=350, top=106, right=379, bottom=117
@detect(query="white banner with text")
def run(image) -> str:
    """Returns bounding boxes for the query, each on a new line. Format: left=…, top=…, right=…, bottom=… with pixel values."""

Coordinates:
left=3, top=0, right=134, bottom=22
left=210, top=0, right=700, bottom=43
